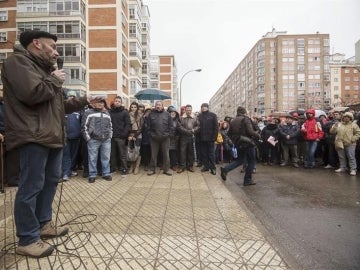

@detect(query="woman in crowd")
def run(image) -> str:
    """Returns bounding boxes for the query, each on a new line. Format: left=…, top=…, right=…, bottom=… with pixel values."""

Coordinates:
left=128, top=102, right=143, bottom=175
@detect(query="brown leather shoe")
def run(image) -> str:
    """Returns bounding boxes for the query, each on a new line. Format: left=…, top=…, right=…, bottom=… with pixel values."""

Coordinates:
left=177, top=168, right=184, bottom=174
left=187, top=167, right=195, bottom=172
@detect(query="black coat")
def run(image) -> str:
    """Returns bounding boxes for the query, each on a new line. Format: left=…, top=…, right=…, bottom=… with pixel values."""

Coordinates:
left=110, top=106, right=131, bottom=139
left=198, top=111, right=218, bottom=142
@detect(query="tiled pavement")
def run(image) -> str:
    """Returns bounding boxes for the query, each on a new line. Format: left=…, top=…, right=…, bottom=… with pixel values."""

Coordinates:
left=0, top=168, right=290, bottom=270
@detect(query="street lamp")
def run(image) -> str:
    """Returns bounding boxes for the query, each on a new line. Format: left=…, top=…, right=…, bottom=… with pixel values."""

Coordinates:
left=179, top=68, right=202, bottom=107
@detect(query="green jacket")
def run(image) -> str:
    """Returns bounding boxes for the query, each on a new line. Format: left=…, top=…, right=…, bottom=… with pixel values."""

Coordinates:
left=1, top=45, right=88, bottom=150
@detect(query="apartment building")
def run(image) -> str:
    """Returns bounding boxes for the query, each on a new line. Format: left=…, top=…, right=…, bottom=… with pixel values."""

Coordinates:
left=329, top=53, right=359, bottom=108
left=210, top=29, right=330, bottom=119
left=148, top=54, right=177, bottom=108
left=0, top=0, right=156, bottom=108
left=0, top=0, right=18, bottom=88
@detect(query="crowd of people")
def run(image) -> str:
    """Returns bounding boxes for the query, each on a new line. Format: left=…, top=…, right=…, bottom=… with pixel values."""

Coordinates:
left=1, top=29, right=359, bottom=259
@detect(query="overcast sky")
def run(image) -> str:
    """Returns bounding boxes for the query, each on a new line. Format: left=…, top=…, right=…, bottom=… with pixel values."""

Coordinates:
left=146, top=0, right=360, bottom=112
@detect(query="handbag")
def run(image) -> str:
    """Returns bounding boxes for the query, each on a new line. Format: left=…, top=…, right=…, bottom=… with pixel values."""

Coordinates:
left=127, top=140, right=140, bottom=162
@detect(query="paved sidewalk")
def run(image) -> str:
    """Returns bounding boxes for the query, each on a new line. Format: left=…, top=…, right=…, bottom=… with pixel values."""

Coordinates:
left=1, top=169, right=289, bottom=269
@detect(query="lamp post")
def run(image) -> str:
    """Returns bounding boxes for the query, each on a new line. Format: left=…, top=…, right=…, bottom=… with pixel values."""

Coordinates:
left=179, top=68, right=202, bottom=107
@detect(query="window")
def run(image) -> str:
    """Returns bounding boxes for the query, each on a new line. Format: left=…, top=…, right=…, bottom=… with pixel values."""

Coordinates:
left=129, top=24, right=136, bottom=38
left=0, top=11, right=8, bottom=21
left=333, top=78, right=338, bottom=82
left=345, top=85, right=350, bottom=90
left=0, top=52, right=6, bottom=63
left=334, top=86, right=338, bottom=91
left=345, top=77, right=350, bottom=82
left=0, top=32, right=6, bottom=42
left=344, top=69, right=350, bottom=73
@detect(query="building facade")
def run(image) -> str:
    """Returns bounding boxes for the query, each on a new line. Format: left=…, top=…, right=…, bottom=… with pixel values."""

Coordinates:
left=0, top=0, right=173, bottom=108
left=210, top=29, right=331, bottom=119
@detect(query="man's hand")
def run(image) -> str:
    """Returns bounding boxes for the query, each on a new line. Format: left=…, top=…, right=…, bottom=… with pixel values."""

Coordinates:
left=51, top=69, right=66, bottom=82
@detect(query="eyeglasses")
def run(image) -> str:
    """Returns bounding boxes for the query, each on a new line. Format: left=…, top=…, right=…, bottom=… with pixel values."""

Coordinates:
left=130, top=106, right=137, bottom=108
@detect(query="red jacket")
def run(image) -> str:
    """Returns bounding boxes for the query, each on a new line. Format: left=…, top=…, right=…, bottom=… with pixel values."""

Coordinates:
left=301, top=117, right=324, bottom=141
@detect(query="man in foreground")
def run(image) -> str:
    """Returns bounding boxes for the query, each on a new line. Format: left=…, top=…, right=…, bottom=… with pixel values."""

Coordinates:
left=2, top=30, right=92, bottom=257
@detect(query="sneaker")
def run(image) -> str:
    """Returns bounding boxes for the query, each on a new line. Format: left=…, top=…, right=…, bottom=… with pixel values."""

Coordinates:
left=40, top=221, right=69, bottom=238
left=244, top=181, right=256, bottom=186
left=163, top=171, right=172, bottom=176
left=293, top=163, right=299, bottom=168
left=88, top=177, right=95, bottom=183
left=324, top=164, right=334, bottom=169
left=103, top=175, right=112, bottom=181
left=350, top=170, right=357, bottom=176
left=210, top=169, right=216, bottom=175
left=120, top=169, right=127, bottom=176
left=62, top=175, right=69, bottom=182
left=280, top=162, right=287, bottom=166
left=16, top=240, right=54, bottom=258
left=71, top=171, right=78, bottom=177
left=335, top=168, right=346, bottom=173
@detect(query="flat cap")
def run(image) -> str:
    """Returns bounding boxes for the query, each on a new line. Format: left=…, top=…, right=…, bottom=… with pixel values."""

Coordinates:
left=19, top=30, right=57, bottom=48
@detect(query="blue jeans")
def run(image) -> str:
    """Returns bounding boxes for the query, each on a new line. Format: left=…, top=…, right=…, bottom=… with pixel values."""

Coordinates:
left=62, top=138, right=80, bottom=177
left=223, top=145, right=256, bottom=184
left=305, top=140, right=318, bottom=168
left=15, top=143, right=62, bottom=246
left=87, top=138, right=111, bottom=178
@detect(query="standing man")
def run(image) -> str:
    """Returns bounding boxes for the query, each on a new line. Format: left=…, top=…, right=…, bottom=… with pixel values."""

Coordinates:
left=279, top=115, right=300, bottom=167
left=147, top=101, right=172, bottom=176
left=82, top=98, right=113, bottom=183
left=177, top=104, right=199, bottom=173
left=109, top=96, right=131, bottom=175
left=1, top=30, right=91, bottom=257
left=198, top=103, right=218, bottom=175
left=220, top=106, right=261, bottom=186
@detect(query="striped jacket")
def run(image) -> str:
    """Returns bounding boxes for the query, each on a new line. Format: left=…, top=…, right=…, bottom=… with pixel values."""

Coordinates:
left=82, top=108, right=112, bottom=142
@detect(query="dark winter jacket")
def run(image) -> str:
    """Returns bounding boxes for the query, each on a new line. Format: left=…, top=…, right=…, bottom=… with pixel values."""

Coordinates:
left=82, top=108, right=112, bottom=142
left=66, top=112, right=81, bottom=139
left=1, top=45, right=88, bottom=150
left=178, top=115, right=199, bottom=138
left=198, top=111, right=218, bottom=142
left=169, top=116, right=180, bottom=150
left=261, top=123, right=280, bottom=143
left=110, top=105, right=131, bottom=139
left=228, top=114, right=260, bottom=146
left=279, top=123, right=300, bottom=145
left=148, top=109, right=172, bottom=141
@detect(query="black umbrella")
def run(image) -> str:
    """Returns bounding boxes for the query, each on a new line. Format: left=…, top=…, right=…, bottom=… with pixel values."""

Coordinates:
left=134, top=88, right=171, bottom=101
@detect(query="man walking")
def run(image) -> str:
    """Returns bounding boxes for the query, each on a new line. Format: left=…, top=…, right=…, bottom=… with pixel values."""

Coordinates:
left=1, top=30, right=90, bottom=257
left=220, top=106, right=261, bottom=186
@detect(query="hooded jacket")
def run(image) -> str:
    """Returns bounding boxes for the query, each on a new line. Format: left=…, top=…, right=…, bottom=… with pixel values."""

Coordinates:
left=1, top=45, right=88, bottom=150
left=301, top=109, right=324, bottom=141
left=330, top=112, right=360, bottom=146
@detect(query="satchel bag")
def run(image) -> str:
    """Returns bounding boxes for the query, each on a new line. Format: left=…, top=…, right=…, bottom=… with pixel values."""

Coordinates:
left=127, top=140, right=140, bottom=162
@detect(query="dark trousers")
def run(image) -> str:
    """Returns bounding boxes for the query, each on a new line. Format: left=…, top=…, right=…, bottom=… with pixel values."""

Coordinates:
left=178, top=136, right=194, bottom=169
left=140, top=144, right=151, bottom=166
left=16, top=143, right=62, bottom=246
left=110, top=138, right=127, bottom=171
left=223, top=145, right=256, bottom=184
left=200, top=141, right=215, bottom=170
left=149, top=137, right=170, bottom=173
left=4, top=146, right=20, bottom=186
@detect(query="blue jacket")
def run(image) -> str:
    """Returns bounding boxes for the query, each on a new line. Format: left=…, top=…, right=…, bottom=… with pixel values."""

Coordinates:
left=279, top=123, right=300, bottom=145
left=66, top=112, right=81, bottom=139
